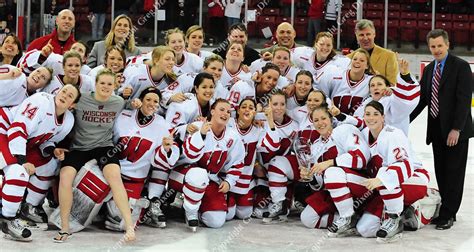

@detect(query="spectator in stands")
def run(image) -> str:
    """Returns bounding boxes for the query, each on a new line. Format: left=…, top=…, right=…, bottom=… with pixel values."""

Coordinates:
left=280, top=0, right=292, bottom=17
left=176, top=0, right=199, bottom=32
left=87, top=15, right=141, bottom=68
left=27, top=9, right=76, bottom=55
left=208, top=0, right=226, bottom=43
left=307, top=0, right=324, bottom=46
left=212, top=23, right=260, bottom=66
left=261, top=22, right=301, bottom=56
left=0, top=33, right=22, bottom=66
left=88, top=0, right=107, bottom=40
left=224, top=0, right=244, bottom=28
left=115, top=0, right=134, bottom=17
left=324, top=0, right=340, bottom=32
left=348, top=19, right=398, bottom=85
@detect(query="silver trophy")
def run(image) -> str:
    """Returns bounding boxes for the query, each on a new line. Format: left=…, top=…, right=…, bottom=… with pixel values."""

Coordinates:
left=293, top=137, right=314, bottom=182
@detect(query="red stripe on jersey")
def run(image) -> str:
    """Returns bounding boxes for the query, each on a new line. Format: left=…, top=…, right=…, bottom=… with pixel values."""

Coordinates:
left=264, top=134, right=279, bottom=149
left=10, top=122, right=27, bottom=135
left=387, top=165, right=405, bottom=185
left=240, top=174, right=253, bottom=180
left=235, top=181, right=249, bottom=188
left=392, top=89, right=420, bottom=101
left=1, top=193, right=23, bottom=203
left=404, top=160, right=412, bottom=178
left=414, top=168, right=430, bottom=181
left=121, top=174, right=146, bottom=183
left=5, top=179, right=29, bottom=187
left=0, top=108, right=11, bottom=125
left=324, top=182, right=347, bottom=190
left=315, top=217, right=322, bottom=228
left=35, top=175, right=55, bottom=181
left=268, top=165, right=285, bottom=176
left=186, top=137, right=203, bottom=152
left=149, top=178, right=167, bottom=185
left=380, top=189, right=403, bottom=200
left=227, top=170, right=241, bottom=176
left=8, top=131, right=27, bottom=142
left=184, top=194, right=201, bottom=204
left=27, top=183, right=48, bottom=194
left=395, top=83, right=417, bottom=91
left=268, top=181, right=287, bottom=187
left=349, top=149, right=367, bottom=168
left=184, top=183, right=206, bottom=194
left=332, top=192, right=352, bottom=203
left=0, top=67, right=10, bottom=74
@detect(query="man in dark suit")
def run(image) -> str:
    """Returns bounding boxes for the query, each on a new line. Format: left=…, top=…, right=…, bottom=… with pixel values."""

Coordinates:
left=212, top=23, right=260, bottom=66
left=410, top=29, right=472, bottom=230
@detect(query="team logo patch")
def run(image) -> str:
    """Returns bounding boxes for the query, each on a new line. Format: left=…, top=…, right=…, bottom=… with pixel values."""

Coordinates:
left=227, top=139, right=233, bottom=148
left=98, top=105, right=104, bottom=110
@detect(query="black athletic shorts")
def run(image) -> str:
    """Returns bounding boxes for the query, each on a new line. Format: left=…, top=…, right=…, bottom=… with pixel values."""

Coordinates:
left=61, top=146, right=120, bottom=171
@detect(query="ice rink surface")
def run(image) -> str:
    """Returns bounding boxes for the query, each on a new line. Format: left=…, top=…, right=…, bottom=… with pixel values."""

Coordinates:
left=1, top=110, right=473, bottom=252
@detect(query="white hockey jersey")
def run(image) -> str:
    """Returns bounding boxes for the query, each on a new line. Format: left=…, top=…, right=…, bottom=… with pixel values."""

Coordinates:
left=5, top=92, right=74, bottom=167
left=178, top=121, right=245, bottom=189
left=353, top=74, right=420, bottom=136
left=113, top=109, right=179, bottom=180
left=220, top=64, right=252, bottom=91
left=185, top=48, right=215, bottom=61
left=18, top=49, right=90, bottom=76
left=288, top=105, right=321, bottom=144
left=227, top=119, right=265, bottom=194
left=310, top=124, right=370, bottom=170
left=362, top=125, right=416, bottom=191
left=165, top=94, right=212, bottom=136
left=0, top=66, right=29, bottom=107
left=160, top=72, right=227, bottom=107
left=325, top=70, right=371, bottom=115
left=42, top=74, right=95, bottom=95
left=120, top=64, right=174, bottom=101
left=249, top=59, right=300, bottom=88
left=227, top=80, right=256, bottom=110
left=173, top=51, right=204, bottom=76
left=126, top=52, right=152, bottom=66
left=260, top=115, right=299, bottom=164
left=292, top=46, right=349, bottom=89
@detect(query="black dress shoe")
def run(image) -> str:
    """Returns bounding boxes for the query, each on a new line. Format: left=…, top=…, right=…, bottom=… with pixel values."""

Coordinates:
left=435, top=218, right=454, bottom=230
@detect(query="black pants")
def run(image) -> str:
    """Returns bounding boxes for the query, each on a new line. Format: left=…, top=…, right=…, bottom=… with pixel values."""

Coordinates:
left=430, top=117, right=469, bottom=219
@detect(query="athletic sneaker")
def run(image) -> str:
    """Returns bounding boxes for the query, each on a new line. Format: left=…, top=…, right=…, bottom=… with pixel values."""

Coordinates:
left=262, top=201, right=289, bottom=224
left=21, top=203, right=47, bottom=223
left=1, top=217, right=32, bottom=241
left=144, top=198, right=166, bottom=228
left=376, top=214, right=404, bottom=243
left=328, top=213, right=358, bottom=237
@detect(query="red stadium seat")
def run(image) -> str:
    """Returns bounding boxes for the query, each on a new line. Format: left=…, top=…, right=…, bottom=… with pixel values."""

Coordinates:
left=388, top=3, right=400, bottom=11
left=435, top=21, right=452, bottom=31
left=400, top=4, right=414, bottom=12
left=418, top=13, right=432, bottom=21
left=401, top=12, right=417, bottom=20
left=247, top=21, right=257, bottom=37
left=452, top=14, right=468, bottom=22
left=248, top=0, right=260, bottom=8
left=262, top=8, right=280, bottom=16
left=365, top=10, right=383, bottom=20
left=400, top=20, right=417, bottom=47
left=257, top=16, right=276, bottom=38
left=366, top=3, right=383, bottom=11
left=276, top=17, right=291, bottom=24
left=388, top=11, right=400, bottom=20
left=387, top=20, right=399, bottom=43
left=295, top=17, right=308, bottom=39
left=436, top=13, right=452, bottom=22
left=417, top=20, right=432, bottom=48
left=452, top=22, right=470, bottom=47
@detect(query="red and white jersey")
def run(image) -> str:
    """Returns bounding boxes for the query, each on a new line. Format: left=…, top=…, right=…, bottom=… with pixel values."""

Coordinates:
left=260, top=115, right=299, bottom=164
left=161, top=72, right=227, bottom=107
left=185, top=48, right=215, bottom=61
left=310, top=124, right=370, bottom=170
left=113, top=109, right=179, bottom=180
left=292, top=47, right=349, bottom=89
left=249, top=59, right=299, bottom=90
left=228, top=119, right=265, bottom=194
left=6, top=92, right=74, bottom=165
left=353, top=74, right=420, bottom=136
left=220, top=64, right=252, bottom=91
left=165, top=94, right=211, bottom=136
left=326, top=70, right=371, bottom=115
left=87, top=64, right=106, bottom=82
left=42, top=74, right=95, bottom=95
left=179, top=121, right=245, bottom=188
left=18, top=49, right=90, bottom=76
left=286, top=94, right=308, bottom=111
left=120, top=64, right=174, bottom=100
left=0, top=67, right=28, bottom=107
left=288, top=106, right=321, bottom=143
left=227, top=80, right=255, bottom=110
left=363, top=125, right=417, bottom=191
left=126, top=52, right=152, bottom=66
left=173, top=51, right=204, bottom=76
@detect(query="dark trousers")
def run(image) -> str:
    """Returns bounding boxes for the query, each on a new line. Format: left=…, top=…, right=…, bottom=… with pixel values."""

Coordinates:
left=430, top=117, right=469, bottom=219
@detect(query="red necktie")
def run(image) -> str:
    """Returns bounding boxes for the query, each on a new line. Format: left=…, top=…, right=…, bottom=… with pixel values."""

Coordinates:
left=430, top=62, right=441, bottom=118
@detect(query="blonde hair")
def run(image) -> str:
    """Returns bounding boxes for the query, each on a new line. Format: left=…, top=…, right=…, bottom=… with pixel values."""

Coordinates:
left=165, top=28, right=185, bottom=45
left=351, top=48, right=375, bottom=75
left=95, top=68, right=116, bottom=83
left=272, top=46, right=291, bottom=58
left=62, top=51, right=83, bottom=67
left=314, top=32, right=337, bottom=60
left=151, top=46, right=177, bottom=81
left=104, top=15, right=136, bottom=52
left=185, top=25, right=205, bottom=42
